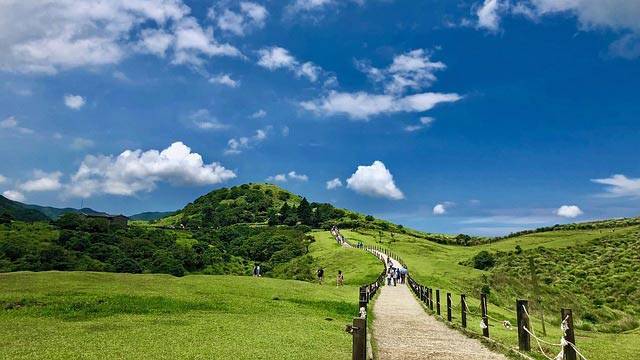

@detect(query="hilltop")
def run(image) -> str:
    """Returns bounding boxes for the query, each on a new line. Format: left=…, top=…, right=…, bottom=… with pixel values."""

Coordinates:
left=153, top=183, right=406, bottom=233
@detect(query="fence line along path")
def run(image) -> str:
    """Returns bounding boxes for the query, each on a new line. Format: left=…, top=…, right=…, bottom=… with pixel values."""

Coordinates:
left=370, top=251, right=508, bottom=360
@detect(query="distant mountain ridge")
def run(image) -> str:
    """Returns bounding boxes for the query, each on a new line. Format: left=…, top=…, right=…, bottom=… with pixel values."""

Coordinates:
left=0, top=195, right=107, bottom=221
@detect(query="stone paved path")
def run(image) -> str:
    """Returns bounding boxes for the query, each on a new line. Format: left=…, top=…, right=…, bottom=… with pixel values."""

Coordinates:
left=371, top=252, right=508, bottom=360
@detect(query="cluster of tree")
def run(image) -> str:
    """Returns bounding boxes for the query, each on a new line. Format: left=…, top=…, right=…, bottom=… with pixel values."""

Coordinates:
left=175, top=184, right=352, bottom=230
left=267, top=198, right=346, bottom=228
left=178, top=184, right=296, bottom=228
left=0, top=213, right=313, bottom=277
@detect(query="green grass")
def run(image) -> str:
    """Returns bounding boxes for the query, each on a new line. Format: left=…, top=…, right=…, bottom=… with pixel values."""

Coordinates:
left=308, top=231, right=381, bottom=286
left=0, top=272, right=364, bottom=360
left=341, top=227, right=640, bottom=360
left=0, top=229, right=383, bottom=360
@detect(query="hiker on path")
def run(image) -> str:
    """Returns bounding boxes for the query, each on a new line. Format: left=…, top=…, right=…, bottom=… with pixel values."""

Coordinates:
left=317, top=268, right=324, bottom=285
left=336, top=270, right=344, bottom=287
left=388, top=267, right=396, bottom=286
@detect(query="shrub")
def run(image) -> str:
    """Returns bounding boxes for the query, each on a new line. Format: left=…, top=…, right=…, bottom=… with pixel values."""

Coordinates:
left=472, top=251, right=496, bottom=270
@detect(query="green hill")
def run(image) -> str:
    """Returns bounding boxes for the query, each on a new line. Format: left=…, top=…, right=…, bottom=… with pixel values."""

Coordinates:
left=341, top=221, right=640, bottom=360
left=0, top=194, right=109, bottom=222
left=129, top=211, right=175, bottom=221
left=153, top=183, right=401, bottom=232
left=24, top=205, right=107, bottom=220
left=0, top=195, right=49, bottom=222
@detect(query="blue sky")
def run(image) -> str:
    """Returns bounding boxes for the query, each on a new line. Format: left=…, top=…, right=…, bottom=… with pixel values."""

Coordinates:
left=1, top=0, right=639, bottom=235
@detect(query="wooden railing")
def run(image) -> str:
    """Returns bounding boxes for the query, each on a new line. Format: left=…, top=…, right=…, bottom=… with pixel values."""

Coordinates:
left=407, top=274, right=584, bottom=360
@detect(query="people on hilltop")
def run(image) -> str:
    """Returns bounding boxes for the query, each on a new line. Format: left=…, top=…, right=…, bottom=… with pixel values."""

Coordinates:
left=336, top=270, right=344, bottom=287
left=317, top=267, right=324, bottom=285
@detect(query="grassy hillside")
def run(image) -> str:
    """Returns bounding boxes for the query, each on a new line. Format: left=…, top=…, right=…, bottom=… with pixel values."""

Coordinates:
left=340, top=225, right=640, bottom=360
left=129, top=211, right=175, bottom=221
left=0, top=272, right=363, bottom=360
left=0, top=227, right=382, bottom=359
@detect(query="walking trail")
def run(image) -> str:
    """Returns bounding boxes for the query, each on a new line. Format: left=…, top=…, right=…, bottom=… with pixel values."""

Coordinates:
left=371, top=251, right=508, bottom=360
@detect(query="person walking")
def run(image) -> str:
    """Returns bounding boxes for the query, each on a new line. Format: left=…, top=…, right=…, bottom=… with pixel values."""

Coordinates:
left=336, top=270, right=344, bottom=287
left=317, top=267, right=324, bottom=285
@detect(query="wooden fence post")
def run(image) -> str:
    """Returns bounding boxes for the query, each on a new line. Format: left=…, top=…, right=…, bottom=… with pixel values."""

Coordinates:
left=359, top=287, right=368, bottom=310
left=461, top=294, right=467, bottom=328
left=516, top=299, right=530, bottom=351
left=481, top=293, right=489, bottom=337
left=561, top=309, right=576, bottom=360
left=436, top=289, right=441, bottom=315
left=351, top=317, right=366, bottom=360
left=429, top=288, right=434, bottom=311
left=447, top=293, right=452, bottom=322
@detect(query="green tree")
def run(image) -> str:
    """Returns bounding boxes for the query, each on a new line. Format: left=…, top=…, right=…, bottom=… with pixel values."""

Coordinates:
left=297, top=198, right=312, bottom=225
left=0, top=212, right=14, bottom=224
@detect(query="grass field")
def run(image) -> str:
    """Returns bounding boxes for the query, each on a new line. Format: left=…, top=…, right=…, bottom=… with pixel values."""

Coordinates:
left=342, top=227, right=640, bottom=360
left=0, top=231, right=382, bottom=360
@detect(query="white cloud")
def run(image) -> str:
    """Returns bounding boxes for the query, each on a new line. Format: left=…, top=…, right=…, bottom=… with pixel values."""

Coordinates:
left=2, top=190, right=25, bottom=202
left=556, top=205, right=583, bottom=218
left=0, top=0, right=240, bottom=74
left=346, top=161, right=404, bottom=200
left=285, top=0, right=366, bottom=16
left=19, top=170, right=63, bottom=192
left=326, top=177, right=343, bottom=190
left=224, top=127, right=270, bottom=155
left=288, top=0, right=334, bottom=13
left=0, top=116, right=34, bottom=135
left=288, top=171, right=308, bottom=181
left=0, top=117, right=18, bottom=129
left=301, top=91, right=461, bottom=120
left=64, top=94, right=85, bottom=110
left=138, top=28, right=174, bottom=57
left=171, top=17, right=242, bottom=66
left=474, top=0, right=640, bottom=58
left=592, top=174, right=640, bottom=198
left=0, top=174, right=7, bottom=184
left=257, top=46, right=296, bottom=69
left=67, top=142, right=236, bottom=198
left=609, top=34, right=640, bottom=60
left=267, top=171, right=309, bottom=182
left=209, top=73, right=240, bottom=87
left=266, top=174, right=287, bottom=182
left=210, top=2, right=268, bottom=36
left=251, top=109, right=267, bottom=118
left=70, top=137, right=95, bottom=150
left=257, top=46, right=325, bottom=82
left=281, top=126, right=290, bottom=137
left=188, top=109, right=229, bottom=131
left=433, top=203, right=447, bottom=215
left=476, top=0, right=502, bottom=32
left=356, top=49, right=446, bottom=95
left=405, top=116, right=435, bottom=132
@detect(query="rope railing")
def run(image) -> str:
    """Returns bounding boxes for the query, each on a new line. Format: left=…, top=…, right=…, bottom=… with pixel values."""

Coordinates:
left=332, top=228, right=590, bottom=360
left=403, top=266, right=588, bottom=360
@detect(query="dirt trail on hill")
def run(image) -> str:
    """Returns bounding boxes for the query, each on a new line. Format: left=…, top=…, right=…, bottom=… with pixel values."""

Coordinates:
left=371, top=252, right=507, bottom=360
